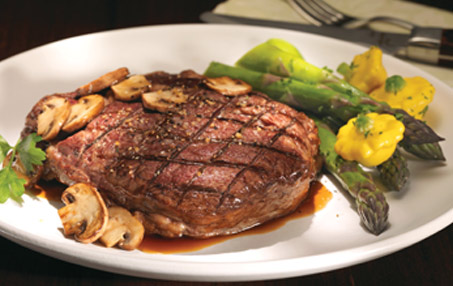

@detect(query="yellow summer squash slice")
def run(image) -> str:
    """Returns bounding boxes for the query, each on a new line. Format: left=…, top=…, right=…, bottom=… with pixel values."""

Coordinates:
left=334, top=113, right=405, bottom=167
left=370, top=75, right=435, bottom=120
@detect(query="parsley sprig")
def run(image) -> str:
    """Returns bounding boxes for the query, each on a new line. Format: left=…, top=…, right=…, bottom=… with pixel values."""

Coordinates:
left=0, top=133, right=46, bottom=203
left=385, top=75, right=406, bottom=94
left=354, top=113, right=374, bottom=138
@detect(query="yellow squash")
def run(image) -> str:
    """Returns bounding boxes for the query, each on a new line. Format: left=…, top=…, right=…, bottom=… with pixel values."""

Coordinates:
left=334, top=113, right=405, bottom=167
left=370, top=76, right=435, bottom=120
left=339, top=46, right=387, bottom=93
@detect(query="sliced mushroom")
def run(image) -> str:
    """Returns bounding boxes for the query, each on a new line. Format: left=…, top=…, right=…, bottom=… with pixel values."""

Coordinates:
left=62, top=94, right=105, bottom=133
left=206, top=76, right=252, bottom=96
left=179, top=69, right=205, bottom=79
left=37, top=95, right=71, bottom=141
left=76, top=67, right=130, bottom=96
left=99, top=206, right=145, bottom=250
left=111, top=75, right=151, bottom=101
left=58, top=183, right=108, bottom=244
left=142, top=87, right=188, bottom=112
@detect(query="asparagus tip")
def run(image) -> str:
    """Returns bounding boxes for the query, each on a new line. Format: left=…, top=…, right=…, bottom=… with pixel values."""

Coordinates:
left=356, top=190, right=389, bottom=235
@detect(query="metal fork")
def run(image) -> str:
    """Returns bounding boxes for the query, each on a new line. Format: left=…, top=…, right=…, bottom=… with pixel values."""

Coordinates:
left=287, top=0, right=416, bottom=30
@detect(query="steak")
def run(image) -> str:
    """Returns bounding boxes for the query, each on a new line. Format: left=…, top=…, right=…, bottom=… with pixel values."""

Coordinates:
left=25, top=70, right=320, bottom=238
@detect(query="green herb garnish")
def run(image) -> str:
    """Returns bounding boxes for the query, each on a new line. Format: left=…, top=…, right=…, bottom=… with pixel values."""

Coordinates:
left=0, top=133, right=46, bottom=203
left=385, top=75, right=406, bottom=94
left=354, top=113, right=374, bottom=137
left=336, top=62, right=357, bottom=81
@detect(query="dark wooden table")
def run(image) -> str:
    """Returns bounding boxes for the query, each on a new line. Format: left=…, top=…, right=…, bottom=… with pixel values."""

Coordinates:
left=0, top=1, right=452, bottom=285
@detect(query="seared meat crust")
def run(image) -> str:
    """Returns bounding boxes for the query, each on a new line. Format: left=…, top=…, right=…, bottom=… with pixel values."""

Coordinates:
left=26, top=70, right=320, bottom=238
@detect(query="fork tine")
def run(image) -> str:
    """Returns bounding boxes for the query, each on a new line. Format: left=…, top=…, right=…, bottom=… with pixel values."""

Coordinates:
left=289, top=0, right=340, bottom=26
left=305, top=0, right=340, bottom=23
left=313, top=0, right=346, bottom=21
left=287, top=0, right=323, bottom=26
left=289, top=0, right=355, bottom=26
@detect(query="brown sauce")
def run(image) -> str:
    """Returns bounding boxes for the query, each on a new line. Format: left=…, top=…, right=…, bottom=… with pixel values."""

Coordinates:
left=139, top=181, right=332, bottom=254
left=35, top=180, right=332, bottom=254
left=32, top=180, right=66, bottom=201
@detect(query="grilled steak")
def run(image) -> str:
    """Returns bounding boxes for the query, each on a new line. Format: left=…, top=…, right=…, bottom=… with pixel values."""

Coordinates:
left=25, top=70, right=320, bottom=238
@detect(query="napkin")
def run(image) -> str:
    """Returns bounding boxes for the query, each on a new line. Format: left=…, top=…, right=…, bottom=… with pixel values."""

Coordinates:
left=213, top=0, right=453, bottom=87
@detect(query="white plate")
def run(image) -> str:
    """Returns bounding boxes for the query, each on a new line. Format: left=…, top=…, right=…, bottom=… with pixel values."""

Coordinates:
left=0, top=24, right=451, bottom=282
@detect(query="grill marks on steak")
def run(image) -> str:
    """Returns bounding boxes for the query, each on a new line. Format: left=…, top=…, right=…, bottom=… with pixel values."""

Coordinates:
left=44, top=70, right=320, bottom=238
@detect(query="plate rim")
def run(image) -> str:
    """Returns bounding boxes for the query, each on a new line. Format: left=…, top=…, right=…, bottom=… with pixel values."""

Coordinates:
left=0, top=23, right=451, bottom=282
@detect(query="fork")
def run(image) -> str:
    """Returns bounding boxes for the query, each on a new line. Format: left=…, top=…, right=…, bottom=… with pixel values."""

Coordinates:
left=287, top=0, right=416, bottom=30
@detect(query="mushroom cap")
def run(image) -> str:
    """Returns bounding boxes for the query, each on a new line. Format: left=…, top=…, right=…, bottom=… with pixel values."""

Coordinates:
left=142, top=87, right=188, bottom=112
left=62, top=94, right=105, bottom=133
left=111, top=74, right=151, bottom=102
left=37, top=95, right=71, bottom=141
left=58, top=183, right=108, bottom=244
left=205, top=76, right=252, bottom=96
left=76, top=67, right=129, bottom=96
left=100, top=206, right=145, bottom=250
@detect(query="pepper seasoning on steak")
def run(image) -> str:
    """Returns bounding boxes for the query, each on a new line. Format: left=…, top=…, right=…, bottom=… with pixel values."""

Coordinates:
left=25, top=69, right=320, bottom=238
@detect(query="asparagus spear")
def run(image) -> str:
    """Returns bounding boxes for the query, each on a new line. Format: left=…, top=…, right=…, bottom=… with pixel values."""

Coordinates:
left=314, top=119, right=389, bottom=235
left=236, top=39, right=325, bottom=83
left=205, top=62, right=382, bottom=120
left=319, top=114, right=411, bottom=191
left=236, top=38, right=368, bottom=98
left=400, top=141, right=445, bottom=161
left=377, top=148, right=410, bottom=191
left=204, top=62, right=445, bottom=160
left=235, top=40, right=445, bottom=152
left=265, top=38, right=305, bottom=60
